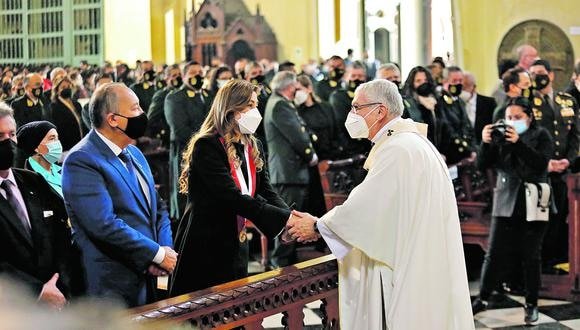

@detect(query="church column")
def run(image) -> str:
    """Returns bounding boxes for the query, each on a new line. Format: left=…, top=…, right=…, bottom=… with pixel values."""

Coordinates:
left=399, top=0, right=429, bottom=76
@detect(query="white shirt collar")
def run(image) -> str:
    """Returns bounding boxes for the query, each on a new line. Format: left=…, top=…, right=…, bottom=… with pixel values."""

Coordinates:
left=95, top=129, right=123, bottom=156
left=0, top=168, right=17, bottom=187
left=371, top=116, right=402, bottom=144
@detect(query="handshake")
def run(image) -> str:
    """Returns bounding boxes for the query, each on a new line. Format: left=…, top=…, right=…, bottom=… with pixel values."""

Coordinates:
left=281, top=210, right=322, bottom=243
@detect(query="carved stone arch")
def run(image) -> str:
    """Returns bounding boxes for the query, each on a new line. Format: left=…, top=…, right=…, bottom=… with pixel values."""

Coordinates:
left=497, top=19, right=574, bottom=91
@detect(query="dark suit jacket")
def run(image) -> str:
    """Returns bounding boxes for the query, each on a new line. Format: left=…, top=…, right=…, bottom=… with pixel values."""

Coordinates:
left=170, top=134, right=289, bottom=296
left=50, top=99, right=83, bottom=151
left=474, top=94, right=497, bottom=144
left=0, top=168, right=71, bottom=296
left=62, top=130, right=173, bottom=307
left=264, top=93, right=315, bottom=185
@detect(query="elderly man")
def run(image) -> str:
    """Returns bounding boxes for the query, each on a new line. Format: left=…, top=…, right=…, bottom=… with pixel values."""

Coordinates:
left=375, top=63, right=402, bottom=90
left=461, top=72, right=497, bottom=144
left=286, top=80, right=474, bottom=329
left=62, top=83, right=175, bottom=307
left=516, top=44, right=539, bottom=71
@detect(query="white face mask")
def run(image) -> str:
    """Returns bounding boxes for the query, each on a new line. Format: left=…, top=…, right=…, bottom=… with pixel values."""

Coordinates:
left=217, top=79, right=229, bottom=89
left=237, top=108, right=262, bottom=134
left=459, top=90, right=473, bottom=103
left=344, top=105, right=380, bottom=139
left=294, top=90, right=309, bottom=106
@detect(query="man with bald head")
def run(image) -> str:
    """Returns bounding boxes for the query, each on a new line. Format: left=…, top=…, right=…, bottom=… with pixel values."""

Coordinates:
left=62, top=83, right=175, bottom=307
left=10, top=73, right=48, bottom=127
left=516, top=45, right=539, bottom=71
left=461, top=72, right=496, bottom=144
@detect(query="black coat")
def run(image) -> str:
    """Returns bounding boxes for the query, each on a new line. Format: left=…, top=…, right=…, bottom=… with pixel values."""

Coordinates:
left=0, top=168, right=72, bottom=296
left=473, top=94, right=497, bottom=145
left=477, top=125, right=553, bottom=218
left=50, top=99, right=83, bottom=151
left=170, top=135, right=290, bottom=296
left=10, top=95, right=48, bottom=127
left=297, top=101, right=341, bottom=160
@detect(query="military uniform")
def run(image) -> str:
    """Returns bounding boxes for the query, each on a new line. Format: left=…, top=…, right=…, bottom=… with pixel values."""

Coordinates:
left=532, top=91, right=580, bottom=267
left=297, top=101, right=340, bottom=161
left=10, top=94, right=47, bottom=127
left=329, top=86, right=372, bottom=158
left=401, top=95, right=451, bottom=152
left=130, top=79, right=157, bottom=115
left=164, top=86, right=213, bottom=220
left=254, top=82, right=272, bottom=155
left=315, top=78, right=341, bottom=102
left=147, top=85, right=177, bottom=148
left=437, top=90, right=474, bottom=164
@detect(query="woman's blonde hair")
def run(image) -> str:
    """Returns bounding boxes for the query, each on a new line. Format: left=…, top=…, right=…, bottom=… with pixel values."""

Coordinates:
left=179, top=79, right=264, bottom=193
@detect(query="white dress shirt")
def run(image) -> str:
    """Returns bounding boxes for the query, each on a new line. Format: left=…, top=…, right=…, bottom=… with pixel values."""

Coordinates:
left=0, top=169, right=31, bottom=229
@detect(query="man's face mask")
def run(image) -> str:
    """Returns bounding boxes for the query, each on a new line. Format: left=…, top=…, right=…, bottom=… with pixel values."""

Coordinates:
left=448, top=83, right=463, bottom=97
left=171, top=76, right=183, bottom=88
left=237, top=108, right=262, bottom=134
left=143, top=70, right=156, bottom=82
left=344, top=104, right=380, bottom=139
left=31, top=86, right=43, bottom=98
left=250, top=75, right=265, bottom=85
left=348, top=80, right=365, bottom=92
left=189, top=75, right=203, bottom=90
left=114, top=112, right=149, bottom=140
left=533, top=74, right=550, bottom=90
left=0, top=138, right=16, bottom=170
left=329, top=68, right=345, bottom=81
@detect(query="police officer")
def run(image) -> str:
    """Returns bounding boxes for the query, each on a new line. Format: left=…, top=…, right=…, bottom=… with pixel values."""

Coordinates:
left=147, top=64, right=182, bottom=149
left=164, top=61, right=212, bottom=220
left=130, top=60, right=157, bottom=114
left=529, top=59, right=580, bottom=270
left=493, top=67, right=532, bottom=123
left=329, top=61, right=371, bottom=158
left=315, top=55, right=345, bottom=102
left=3, top=74, right=25, bottom=105
left=245, top=61, right=271, bottom=153
left=438, top=66, right=475, bottom=164
left=10, top=73, right=48, bottom=127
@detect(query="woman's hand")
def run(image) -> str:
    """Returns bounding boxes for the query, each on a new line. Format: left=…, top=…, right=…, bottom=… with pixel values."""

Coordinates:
left=505, top=126, right=519, bottom=143
left=482, top=124, right=494, bottom=144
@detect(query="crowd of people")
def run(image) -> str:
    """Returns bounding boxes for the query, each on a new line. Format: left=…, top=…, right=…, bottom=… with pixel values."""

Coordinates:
left=0, top=44, right=579, bottom=326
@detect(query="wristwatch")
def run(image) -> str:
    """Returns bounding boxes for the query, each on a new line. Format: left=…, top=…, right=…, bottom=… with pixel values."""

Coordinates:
left=313, top=221, right=319, bottom=234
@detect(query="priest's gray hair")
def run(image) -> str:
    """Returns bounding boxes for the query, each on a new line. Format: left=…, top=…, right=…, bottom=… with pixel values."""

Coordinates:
left=271, top=71, right=296, bottom=92
left=355, top=79, right=403, bottom=116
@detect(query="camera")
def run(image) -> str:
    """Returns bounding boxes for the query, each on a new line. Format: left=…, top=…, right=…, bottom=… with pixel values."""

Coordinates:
left=490, top=120, right=508, bottom=145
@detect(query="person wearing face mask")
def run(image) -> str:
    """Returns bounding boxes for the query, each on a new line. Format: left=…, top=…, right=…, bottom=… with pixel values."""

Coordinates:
left=375, top=63, right=402, bottom=90
left=147, top=64, right=182, bottom=149
left=130, top=60, right=157, bottom=115
left=4, top=74, right=25, bottom=106
left=315, top=55, right=346, bottom=102
left=438, top=66, right=475, bottom=164
left=264, top=71, right=319, bottom=267
left=164, top=61, right=214, bottom=221
left=10, top=73, right=48, bottom=127
left=62, top=83, right=175, bottom=307
left=473, top=97, right=553, bottom=325
left=564, top=60, right=580, bottom=110
left=16, top=121, right=63, bottom=196
left=169, top=79, right=292, bottom=296
left=49, top=76, right=83, bottom=155
left=245, top=61, right=272, bottom=155
left=329, top=61, right=372, bottom=158
left=116, top=63, right=135, bottom=87
left=0, top=103, right=73, bottom=310
left=461, top=72, right=497, bottom=145
left=529, top=59, right=580, bottom=273
left=208, top=65, right=233, bottom=97
left=0, top=75, right=11, bottom=101
left=493, top=67, right=533, bottom=123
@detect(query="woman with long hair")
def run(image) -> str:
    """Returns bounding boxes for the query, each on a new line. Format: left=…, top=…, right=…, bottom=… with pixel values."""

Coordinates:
left=169, top=79, right=291, bottom=296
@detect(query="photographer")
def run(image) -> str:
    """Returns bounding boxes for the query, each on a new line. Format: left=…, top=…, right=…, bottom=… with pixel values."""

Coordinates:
left=472, top=97, right=553, bottom=325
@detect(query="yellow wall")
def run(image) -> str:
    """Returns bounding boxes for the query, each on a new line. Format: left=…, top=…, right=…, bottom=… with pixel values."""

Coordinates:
left=455, top=0, right=580, bottom=95
left=149, top=0, right=188, bottom=64
left=103, top=0, right=152, bottom=65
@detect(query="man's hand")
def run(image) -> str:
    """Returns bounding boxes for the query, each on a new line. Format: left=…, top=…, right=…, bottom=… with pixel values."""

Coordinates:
left=287, top=210, right=320, bottom=243
left=159, top=246, right=178, bottom=273
left=148, top=265, right=168, bottom=276
left=39, top=273, right=66, bottom=310
left=482, top=124, right=493, bottom=144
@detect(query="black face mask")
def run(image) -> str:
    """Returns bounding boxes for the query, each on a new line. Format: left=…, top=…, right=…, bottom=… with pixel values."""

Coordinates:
left=416, top=82, right=433, bottom=97
left=520, top=87, right=531, bottom=98
left=448, top=83, right=463, bottom=97
left=114, top=112, right=148, bottom=140
left=143, top=70, right=156, bottom=82
left=60, top=88, right=72, bottom=99
left=329, top=68, right=345, bottom=81
left=236, top=71, right=246, bottom=80
left=0, top=139, right=15, bottom=170
left=32, top=87, right=43, bottom=97
left=171, top=76, right=183, bottom=88
left=189, top=75, right=203, bottom=90
left=250, top=75, right=265, bottom=85
left=392, top=80, right=401, bottom=89
left=348, top=79, right=364, bottom=92
left=2, top=83, right=10, bottom=94
left=16, top=88, right=25, bottom=97
left=534, top=74, right=550, bottom=90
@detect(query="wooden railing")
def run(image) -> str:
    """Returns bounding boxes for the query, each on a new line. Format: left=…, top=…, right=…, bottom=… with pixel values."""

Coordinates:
left=128, top=255, right=339, bottom=329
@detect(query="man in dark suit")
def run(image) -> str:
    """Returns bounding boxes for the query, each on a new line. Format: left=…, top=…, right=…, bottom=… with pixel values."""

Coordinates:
left=462, top=72, right=497, bottom=144
left=147, top=64, right=182, bottom=149
left=10, top=73, right=48, bottom=127
left=164, top=61, right=212, bottom=220
left=62, top=83, right=175, bottom=307
left=265, top=71, right=318, bottom=267
left=0, top=103, right=71, bottom=309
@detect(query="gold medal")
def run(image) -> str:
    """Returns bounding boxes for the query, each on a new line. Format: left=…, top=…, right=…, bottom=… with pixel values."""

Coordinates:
left=239, top=230, right=247, bottom=243
left=444, top=95, right=453, bottom=105
left=143, top=82, right=150, bottom=90
left=534, top=97, right=542, bottom=106
left=27, top=99, right=33, bottom=107
left=347, top=91, right=355, bottom=99
left=329, top=80, right=337, bottom=88
left=187, top=90, right=196, bottom=98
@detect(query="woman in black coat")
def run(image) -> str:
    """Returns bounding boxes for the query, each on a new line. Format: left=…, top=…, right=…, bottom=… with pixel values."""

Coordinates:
left=169, top=80, right=291, bottom=296
left=472, top=97, right=553, bottom=325
left=49, top=76, right=83, bottom=152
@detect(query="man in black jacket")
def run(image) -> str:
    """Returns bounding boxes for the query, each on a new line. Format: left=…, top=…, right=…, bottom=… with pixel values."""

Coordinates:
left=0, top=103, right=71, bottom=309
left=461, top=72, right=497, bottom=144
left=10, top=73, right=48, bottom=127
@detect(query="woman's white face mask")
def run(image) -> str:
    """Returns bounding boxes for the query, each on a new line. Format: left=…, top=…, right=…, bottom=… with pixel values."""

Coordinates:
left=237, top=108, right=262, bottom=134
left=344, top=105, right=380, bottom=139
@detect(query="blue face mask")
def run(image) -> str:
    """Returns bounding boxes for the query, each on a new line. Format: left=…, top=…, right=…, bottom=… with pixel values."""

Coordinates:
left=506, top=119, right=529, bottom=134
left=42, top=140, right=63, bottom=164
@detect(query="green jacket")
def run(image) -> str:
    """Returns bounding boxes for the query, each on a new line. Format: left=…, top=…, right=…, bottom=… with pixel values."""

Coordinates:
left=130, top=81, right=157, bottom=113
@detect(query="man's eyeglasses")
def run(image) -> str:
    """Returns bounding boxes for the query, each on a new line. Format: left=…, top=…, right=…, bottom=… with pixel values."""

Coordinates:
left=351, top=102, right=382, bottom=114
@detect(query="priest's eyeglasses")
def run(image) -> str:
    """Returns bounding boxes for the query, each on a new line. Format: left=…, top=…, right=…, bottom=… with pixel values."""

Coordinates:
left=351, top=102, right=382, bottom=114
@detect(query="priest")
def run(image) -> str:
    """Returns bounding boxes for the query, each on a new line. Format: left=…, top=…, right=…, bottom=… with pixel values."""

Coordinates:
left=286, top=79, right=474, bottom=329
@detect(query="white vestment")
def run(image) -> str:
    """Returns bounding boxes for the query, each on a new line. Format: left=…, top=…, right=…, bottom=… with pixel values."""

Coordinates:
left=319, top=118, right=474, bottom=330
